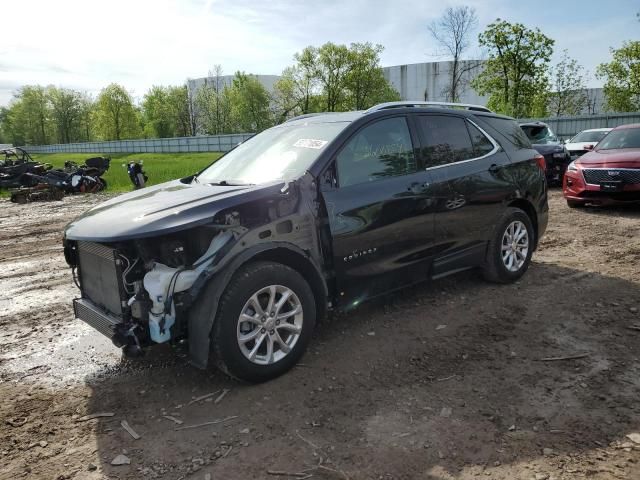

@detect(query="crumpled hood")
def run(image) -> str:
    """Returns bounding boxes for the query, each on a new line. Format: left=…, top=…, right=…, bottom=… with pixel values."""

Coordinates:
left=64, top=178, right=284, bottom=242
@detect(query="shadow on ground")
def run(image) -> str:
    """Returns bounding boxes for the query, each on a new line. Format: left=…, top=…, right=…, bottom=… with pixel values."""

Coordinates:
left=2, top=264, right=640, bottom=479
left=60, top=262, right=640, bottom=480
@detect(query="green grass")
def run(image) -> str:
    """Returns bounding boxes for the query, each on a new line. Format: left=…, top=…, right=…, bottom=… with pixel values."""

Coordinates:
left=3, top=152, right=223, bottom=195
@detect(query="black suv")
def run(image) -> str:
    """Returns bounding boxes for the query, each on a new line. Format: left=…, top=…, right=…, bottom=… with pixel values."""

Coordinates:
left=63, top=101, right=548, bottom=382
left=519, top=121, right=571, bottom=185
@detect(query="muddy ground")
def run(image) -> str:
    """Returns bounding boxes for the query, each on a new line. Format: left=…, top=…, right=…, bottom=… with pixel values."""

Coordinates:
left=1, top=190, right=639, bottom=480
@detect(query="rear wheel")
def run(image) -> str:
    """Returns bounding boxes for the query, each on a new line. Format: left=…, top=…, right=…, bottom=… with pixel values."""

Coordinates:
left=211, top=261, right=316, bottom=382
left=97, top=178, right=107, bottom=191
left=483, top=208, right=534, bottom=284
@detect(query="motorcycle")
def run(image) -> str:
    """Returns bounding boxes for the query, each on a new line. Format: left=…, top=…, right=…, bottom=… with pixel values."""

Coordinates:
left=126, top=161, right=148, bottom=189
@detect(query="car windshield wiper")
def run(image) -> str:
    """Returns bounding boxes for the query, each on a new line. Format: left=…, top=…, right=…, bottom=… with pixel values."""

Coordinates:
left=206, top=180, right=255, bottom=186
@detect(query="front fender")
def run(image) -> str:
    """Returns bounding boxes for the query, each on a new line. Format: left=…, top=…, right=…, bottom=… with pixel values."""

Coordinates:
left=186, top=241, right=326, bottom=369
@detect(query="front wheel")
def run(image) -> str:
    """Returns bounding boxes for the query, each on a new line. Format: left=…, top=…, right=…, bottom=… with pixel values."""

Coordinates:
left=211, top=261, right=316, bottom=382
left=483, top=208, right=534, bottom=284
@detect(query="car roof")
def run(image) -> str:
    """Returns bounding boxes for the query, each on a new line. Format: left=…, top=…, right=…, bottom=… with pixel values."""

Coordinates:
left=284, top=111, right=363, bottom=125
left=612, top=123, right=640, bottom=131
left=284, top=107, right=512, bottom=126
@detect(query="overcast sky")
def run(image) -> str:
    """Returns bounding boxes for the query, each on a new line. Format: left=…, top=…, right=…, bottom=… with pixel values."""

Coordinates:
left=1, top=0, right=638, bottom=106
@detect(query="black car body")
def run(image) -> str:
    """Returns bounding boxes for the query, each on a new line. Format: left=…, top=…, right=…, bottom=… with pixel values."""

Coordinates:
left=520, top=121, right=570, bottom=184
left=64, top=102, right=548, bottom=382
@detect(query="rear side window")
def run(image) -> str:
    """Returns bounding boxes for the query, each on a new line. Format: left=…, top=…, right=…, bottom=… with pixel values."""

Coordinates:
left=467, top=122, right=495, bottom=157
left=337, top=117, right=416, bottom=187
left=417, top=115, right=474, bottom=168
left=479, top=116, right=531, bottom=149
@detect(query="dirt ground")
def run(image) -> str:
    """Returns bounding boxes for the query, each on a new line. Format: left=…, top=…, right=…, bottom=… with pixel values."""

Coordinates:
left=1, top=190, right=639, bottom=480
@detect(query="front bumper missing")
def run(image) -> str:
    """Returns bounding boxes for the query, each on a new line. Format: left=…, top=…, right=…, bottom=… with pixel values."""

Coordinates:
left=73, top=298, right=122, bottom=340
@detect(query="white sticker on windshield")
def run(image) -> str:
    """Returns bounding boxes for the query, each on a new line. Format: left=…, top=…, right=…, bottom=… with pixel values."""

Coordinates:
left=294, top=138, right=328, bottom=149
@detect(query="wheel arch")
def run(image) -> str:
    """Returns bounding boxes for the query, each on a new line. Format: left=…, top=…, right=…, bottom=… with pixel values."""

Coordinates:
left=187, top=242, right=328, bottom=369
left=507, top=198, right=539, bottom=249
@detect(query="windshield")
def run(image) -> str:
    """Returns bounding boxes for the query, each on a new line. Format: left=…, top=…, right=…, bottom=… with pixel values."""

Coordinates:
left=596, top=127, right=640, bottom=150
left=520, top=125, right=558, bottom=144
left=197, top=122, right=349, bottom=185
left=570, top=130, right=610, bottom=143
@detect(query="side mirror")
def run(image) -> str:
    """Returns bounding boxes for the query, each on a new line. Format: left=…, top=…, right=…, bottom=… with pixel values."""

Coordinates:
left=584, top=144, right=594, bottom=151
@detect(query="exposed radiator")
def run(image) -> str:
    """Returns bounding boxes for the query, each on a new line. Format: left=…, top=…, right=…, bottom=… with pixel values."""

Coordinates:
left=77, top=241, right=125, bottom=316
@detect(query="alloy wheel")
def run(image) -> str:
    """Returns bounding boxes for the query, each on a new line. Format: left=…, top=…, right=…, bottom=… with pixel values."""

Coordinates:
left=501, top=220, right=529, bottom=272
left=236, top=285, right=303, bottom=365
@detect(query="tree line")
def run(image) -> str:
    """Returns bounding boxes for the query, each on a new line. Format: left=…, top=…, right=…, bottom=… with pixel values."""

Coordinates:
left=0, top=42, right=398, bottom=146
left=1, top=10, right=639, bottom=146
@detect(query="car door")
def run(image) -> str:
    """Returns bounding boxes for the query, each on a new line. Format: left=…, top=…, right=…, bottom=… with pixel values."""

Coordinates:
left=414, top=114, right=517, bottom=276
left=319, top=115, right=436, bottom=306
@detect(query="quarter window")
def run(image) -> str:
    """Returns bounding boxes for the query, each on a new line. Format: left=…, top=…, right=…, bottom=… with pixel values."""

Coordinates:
left=337, top=117, right=416, bottom=187
left=467, top=122, right=495, bottom=157
left=418, top=115, right=474, bottom=168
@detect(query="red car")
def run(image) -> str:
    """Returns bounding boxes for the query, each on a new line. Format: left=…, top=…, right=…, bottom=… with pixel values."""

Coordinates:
left=563, top=123, right=640, bottom=207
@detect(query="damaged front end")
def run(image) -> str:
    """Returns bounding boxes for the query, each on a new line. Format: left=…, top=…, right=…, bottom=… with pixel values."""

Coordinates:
left=63, top=174, right=328, bottom=365
left=65, top=226, right=235, bottom=357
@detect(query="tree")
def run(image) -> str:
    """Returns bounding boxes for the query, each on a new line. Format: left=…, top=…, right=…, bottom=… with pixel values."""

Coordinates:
left=428, top=6, right=479, bottom=102
left=48, top=87, right=85, bottom=143
left=277, top=42, right=400, bottom=120
left=344, top=42, right=400, bottom=110
left=77, top=93, right=95, bottom=142
left=142, top=86, right=174, bottom=138
left=228, top=72, right=273, bottom=132
left=94, top=83, right=140, bottom=140
left=472, top=19, right=554, bottom=117
left=596, top=41, right=640, bottom=112
left=548, top=50, right=588, bottom=116
left=195, top=67, right=233, bottom=135
left=272, top=47, right=320, bottom=122
left=167, top=85, right=193, bottom=137
left=316, top=43, right=351, bottom=112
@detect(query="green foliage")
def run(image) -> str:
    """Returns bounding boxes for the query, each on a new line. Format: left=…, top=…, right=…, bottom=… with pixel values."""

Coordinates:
left=195, top=66, right=233, bottom=135
left=94, top=84, right=140, bottom=140
left=316, top=42, right=352, bottom=112
left=548, top=50, right=588, bottom=116
left=345, top=43, right=400, bottom=109
left=472, top=19, right=554, bottom=117
left=142, top=85, right=193, bottom=138
left=597, top=41, right=640, bottom=112
left=28, top=152, right=222, bottom=192
left=274, top=42, right=399, bottom=120
left=228, top=72, right=273, bottom=132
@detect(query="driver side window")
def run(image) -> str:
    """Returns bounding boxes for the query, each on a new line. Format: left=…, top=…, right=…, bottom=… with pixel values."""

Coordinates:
left=336, top=117, right=416, bottom=187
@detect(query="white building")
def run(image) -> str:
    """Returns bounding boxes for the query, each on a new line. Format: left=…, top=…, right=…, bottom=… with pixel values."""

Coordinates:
left=382, top=60, right=488, bottom=105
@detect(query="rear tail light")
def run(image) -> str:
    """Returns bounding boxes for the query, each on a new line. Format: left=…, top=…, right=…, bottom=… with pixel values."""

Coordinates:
left=534, top=154, right=546, bottom=172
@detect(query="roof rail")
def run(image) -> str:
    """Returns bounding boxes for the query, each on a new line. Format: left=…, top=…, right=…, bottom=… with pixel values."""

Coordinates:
left=365, top=101, right=492, bottom=114
left=284, top=112, right=330, bottom=123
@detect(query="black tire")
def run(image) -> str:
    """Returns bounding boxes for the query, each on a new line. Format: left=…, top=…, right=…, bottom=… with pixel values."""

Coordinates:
left=211, top=261, right=316, bottom=383
left=482, top=207, right=534, bottom=284
left=97, top=178, right=107, bottom=191
left=566, top=200, right=584, bottom=209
